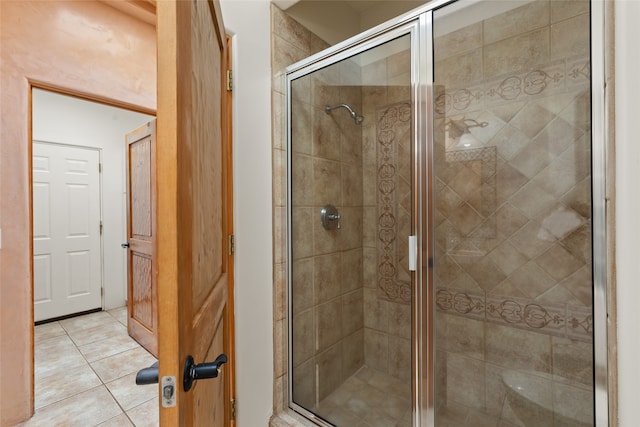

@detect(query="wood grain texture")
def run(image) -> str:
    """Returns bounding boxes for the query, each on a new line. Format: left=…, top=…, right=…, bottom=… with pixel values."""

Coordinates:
left=126, top=122, right=157, bottom=357
left=156, top=1, right=233, bottom=425
left=131, top=253, right=153, bottom=329
left=130, top=138, right=152, bottom=238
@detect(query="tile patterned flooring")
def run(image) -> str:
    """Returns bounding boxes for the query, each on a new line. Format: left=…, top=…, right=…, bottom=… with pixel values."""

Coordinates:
left=19, top=308, right=159, bottom=427
left=314, top=367, right=412, bottom=427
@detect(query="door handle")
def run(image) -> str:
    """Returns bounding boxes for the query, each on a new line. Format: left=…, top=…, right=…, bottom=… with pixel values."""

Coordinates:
left=135, top=361, right=159, bottom=385
left=183, top=353, right=228, bottom=392
left=121, top=242, right=130, bottom=248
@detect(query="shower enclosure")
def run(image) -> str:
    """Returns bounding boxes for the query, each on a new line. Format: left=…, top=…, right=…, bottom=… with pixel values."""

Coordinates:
left=284, top=0, right=606, bottom=425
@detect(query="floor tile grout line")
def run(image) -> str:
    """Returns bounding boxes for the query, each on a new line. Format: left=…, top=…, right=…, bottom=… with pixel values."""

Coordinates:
left=33, top=307, right=155, bottom=426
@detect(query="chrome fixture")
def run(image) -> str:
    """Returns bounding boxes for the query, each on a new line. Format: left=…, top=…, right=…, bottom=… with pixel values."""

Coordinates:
left=320, top=204, right=341, bottom=230
left=445, top=117, right=488, bottom=148
left=325, top=103, right=364, bottom=124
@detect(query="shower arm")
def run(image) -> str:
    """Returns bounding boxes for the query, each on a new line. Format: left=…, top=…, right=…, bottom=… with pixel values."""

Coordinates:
left=324, top=103, right=364, bottom=124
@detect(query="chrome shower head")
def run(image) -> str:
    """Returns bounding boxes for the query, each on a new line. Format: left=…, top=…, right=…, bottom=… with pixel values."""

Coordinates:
left=325, top=103, right=364, bottom=125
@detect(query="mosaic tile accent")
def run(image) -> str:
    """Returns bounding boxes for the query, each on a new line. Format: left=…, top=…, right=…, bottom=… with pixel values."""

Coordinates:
left=376, top=102, right=412, bottom=304
left=435, top=55, right=590, bottom=118
left=436, top=286, right=593, bottom=342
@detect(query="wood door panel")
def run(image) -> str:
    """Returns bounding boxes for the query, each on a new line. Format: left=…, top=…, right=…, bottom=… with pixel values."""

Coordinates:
left=126, top=122, right=158, bottom=357
left=157, top=1, right=233, bottom=425
left=131, top=252, right=153, bottom=329
left=130, top=137, right=152, bottom=238
left=193, top=315, right=227, bottom=427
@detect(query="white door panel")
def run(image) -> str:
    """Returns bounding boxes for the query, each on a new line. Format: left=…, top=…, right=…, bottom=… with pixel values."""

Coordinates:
left=33, top=142, right=102, bottom=322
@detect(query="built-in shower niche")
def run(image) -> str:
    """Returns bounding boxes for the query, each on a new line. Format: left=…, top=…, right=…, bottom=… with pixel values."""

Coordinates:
left=288, top=23, right=414, bottom=426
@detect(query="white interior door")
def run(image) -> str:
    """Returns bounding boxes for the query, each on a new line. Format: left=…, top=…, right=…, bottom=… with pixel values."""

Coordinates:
left=33, top=141, right=102, bottom=322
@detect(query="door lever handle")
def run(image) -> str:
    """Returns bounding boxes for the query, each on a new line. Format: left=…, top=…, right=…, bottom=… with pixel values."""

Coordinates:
left=121, top=242, right=130, bottom=248
left=135, top=361, right=158, bottom=385
left=183, top=353, right=228, bottom=392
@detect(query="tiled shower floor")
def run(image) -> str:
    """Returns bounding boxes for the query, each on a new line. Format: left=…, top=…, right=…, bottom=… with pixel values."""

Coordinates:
left=19, top=308, right=159, bottom=426
left=314, top=366, right=412, bottom=427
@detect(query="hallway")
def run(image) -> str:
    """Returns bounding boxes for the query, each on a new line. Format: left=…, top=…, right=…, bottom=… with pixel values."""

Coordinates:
left=19, top=308, right=159, bottom=426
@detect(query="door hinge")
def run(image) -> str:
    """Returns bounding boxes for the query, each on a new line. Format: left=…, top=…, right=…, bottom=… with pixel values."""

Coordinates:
left=101, top=288, right=104, bottom=297
left=230, top=398, right=236, bottom=420
left=226, top=69, right=233, bottom=91
left=99, top=221, right=103, bottom=235
left=99, top=163, right=102, bottom=173
left=228, top=235, right=235, bottom=255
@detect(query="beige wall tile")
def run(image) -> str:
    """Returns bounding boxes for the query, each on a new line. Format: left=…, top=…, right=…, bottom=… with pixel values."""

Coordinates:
left=341, top=249, right=363, bottom=293
left=551, top=0, right=590, bottom=23
left=293, top=309, right=314, bottom=366
left=341, top=163, right=363, bottom=206
left=486, top=324, right=552, bottom=373
left=552, top=337, right=593, bottom=386
left=313, top=158, right=341, bottom=206
left=442, top=315, right=485, bottom=361
left=314, top=254, right=343, bottom=303
left=292, top=207, right=313, bottom=260
left=273, top=268, right=286, bottom=326
left=535, top=243, right=583, bottom=281
left=293, top=359, right=316, bottom=409
left=292, top=154, right=313, bottom=206
left=445, top=353, right=485, bottom=409
left=552, top=381, right=593, bottom=424
left=313, top=108, right=342, bottom=161
left=342, top=290, right=364, bottom=335
left=435, top=22, right=483, bottom=60
left=435, top=49, right=483, bottom=88
left=291, top=99, right=313, bottom=155
left=364, top=288, right=389, bottom=332
left=550, top=13, right=590, bottom=60
left=342, top=330, right=364, bottom=378
left=273, top=35, right=309, bottom=73
left=364, top=329, right=389, bottom=373
left=272, top=5, right=311, bottom=52
left=483, top=0, right=550, bottom=45
left=484, top=28, right=549, bottom=78
left=317, top=344, right=344, bottom=400
left=293, top=259, right=314, bottom=313
left=316, top=299, right=343, bottom=350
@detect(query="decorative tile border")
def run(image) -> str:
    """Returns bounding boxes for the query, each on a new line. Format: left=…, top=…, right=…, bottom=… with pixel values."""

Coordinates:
left=436, top=287, right=593, bottom=342
left=435, top=55, right=590, bottom=118
left=377, top=102, right=412, bottom=304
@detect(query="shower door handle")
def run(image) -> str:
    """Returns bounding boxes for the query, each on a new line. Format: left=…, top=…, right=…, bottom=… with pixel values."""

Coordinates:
left=408, top=236, right=417, bottom=271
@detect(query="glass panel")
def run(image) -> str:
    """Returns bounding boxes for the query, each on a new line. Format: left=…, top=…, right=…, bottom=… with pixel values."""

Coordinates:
left=432, top=1, right=593, bottom=425
left=289, top=33, right=413, bottom=426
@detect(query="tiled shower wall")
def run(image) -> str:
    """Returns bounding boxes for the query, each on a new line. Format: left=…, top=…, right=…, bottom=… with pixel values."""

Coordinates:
left=271, top=5, right=365, bottom=416
left=361, top=48, right=413, bottom=383
left=432, top=1, right=594, bottom=423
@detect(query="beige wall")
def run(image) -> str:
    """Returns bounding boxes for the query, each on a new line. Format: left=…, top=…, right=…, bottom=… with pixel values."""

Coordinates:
left=0, top=2, right=156, bottom=424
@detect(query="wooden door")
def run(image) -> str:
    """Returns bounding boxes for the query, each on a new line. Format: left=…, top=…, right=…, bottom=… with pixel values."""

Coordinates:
left=32, top=142, right=102, bottom=322
left=156, top=1, right=235, bottom=425
left=125, top=121, right=158, bottom=357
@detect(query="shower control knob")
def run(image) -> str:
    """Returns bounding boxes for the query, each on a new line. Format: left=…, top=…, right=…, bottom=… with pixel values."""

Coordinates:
left=320, top=205, right=341, bottom=230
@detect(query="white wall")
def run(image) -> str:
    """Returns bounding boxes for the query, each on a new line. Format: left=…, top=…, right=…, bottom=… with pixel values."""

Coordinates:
left=32, top=89, right=154, bottom=311
left=219, top=1, right=275, bottom=425
left=615, top=1, right=640, bottom=425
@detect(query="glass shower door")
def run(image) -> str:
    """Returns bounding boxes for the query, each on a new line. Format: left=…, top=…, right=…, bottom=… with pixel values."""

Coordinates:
left=288, top=32, right=415, bottom=427
left=432, top=1, right=594, bottom=425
